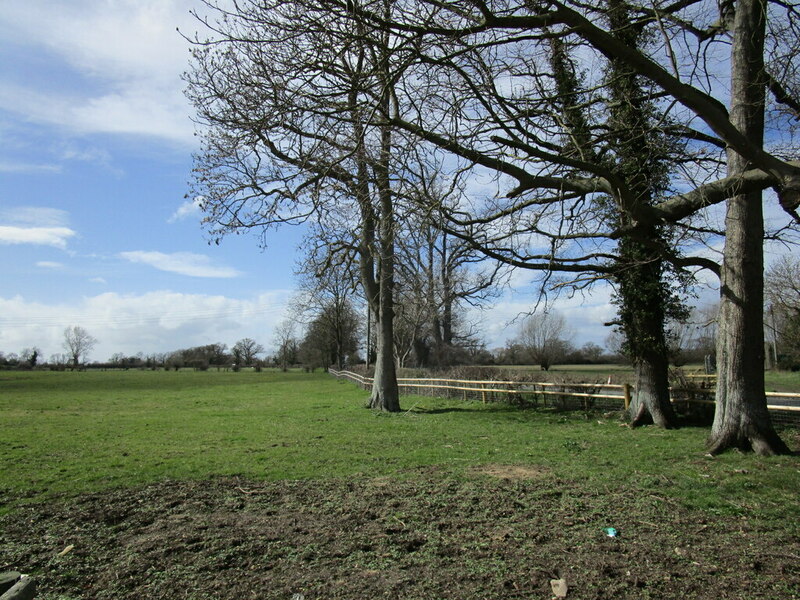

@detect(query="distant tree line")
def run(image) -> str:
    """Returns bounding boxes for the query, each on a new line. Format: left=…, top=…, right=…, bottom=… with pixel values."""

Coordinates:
left=0, top=328, right=274, bottom=372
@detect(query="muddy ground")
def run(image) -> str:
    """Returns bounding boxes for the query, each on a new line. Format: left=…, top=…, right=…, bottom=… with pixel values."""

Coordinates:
left=2, top=468, right=798, bottom=599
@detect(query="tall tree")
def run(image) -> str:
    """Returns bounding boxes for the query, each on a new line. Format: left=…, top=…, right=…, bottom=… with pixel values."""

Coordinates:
left=708, top=0, right=790, bottom=454
left=517, top=311, right=573, bottom=371
left=273, top=320, right=299, bottom=372
left=185, top=0, right=403, bottom=410
left=293, top=257, right=363, bottom=370
left=596, top=0, right=688, bottom=426
left=232, top=338, right=265, bottom=366
left=765, top=257, right=800, bottom=367
left=381, top=1, right=691, bottom=426
left=63, top=326, right=97, bottom=368
left=298, top=302, right=361, bottom=370
left=395, top=198, right=501, bottom=367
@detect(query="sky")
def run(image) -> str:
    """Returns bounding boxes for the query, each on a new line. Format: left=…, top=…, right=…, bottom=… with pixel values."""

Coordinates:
left=0, top=1, right=307, bottom=362
left=2, top=0, right=780, bottom=364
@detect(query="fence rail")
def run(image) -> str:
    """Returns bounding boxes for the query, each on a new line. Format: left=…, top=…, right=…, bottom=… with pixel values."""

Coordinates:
left=329, top=369, right=800, bottom=420
left=331, top=369, right=631, bottom=410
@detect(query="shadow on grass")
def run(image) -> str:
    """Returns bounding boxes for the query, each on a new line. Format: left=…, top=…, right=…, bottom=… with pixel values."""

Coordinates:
left=411, top=406, right=500, bottom=415
left=409, top=404, right=586, bottom=419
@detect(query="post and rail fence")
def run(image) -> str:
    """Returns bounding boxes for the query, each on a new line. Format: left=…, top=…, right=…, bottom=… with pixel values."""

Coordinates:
left=329, top=369, right=800, bottom=425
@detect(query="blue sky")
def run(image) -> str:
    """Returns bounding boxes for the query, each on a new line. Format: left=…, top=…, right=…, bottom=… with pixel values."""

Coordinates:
left=0, top=0, right=743, bottom=363
left=0, top=1, right=307, bottom=361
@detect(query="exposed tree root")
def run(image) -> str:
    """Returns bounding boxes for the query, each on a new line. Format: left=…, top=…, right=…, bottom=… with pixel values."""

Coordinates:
left=707, top=427, right=791, bottom=456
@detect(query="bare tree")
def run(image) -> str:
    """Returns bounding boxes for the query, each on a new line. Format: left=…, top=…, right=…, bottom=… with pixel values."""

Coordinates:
left=63, top=326, right=97, bottom=368
left=292, top=253, right=364, bottom=370
left=342, top=0, right=799, bottom=452
left=765, top=256, right=800, bottom=368
left=395, top=207, right=501, bottom=367
left=707, top=0, right=791, bottom=455
left=298, top=301, right=361, bottom=370
left=48, top=353, right=69, bottom=369
left=766, top=256, right=800, bottom=314
left=517, top=311, right=573, bottom=371
left=273, top=320, right=298, bottom=372
left=185, top=0, right=403, bottom=410
left=381, top=1, right=692, bottom=426
left=20, top=347, right=41, bottom=368
left=667, top=304, right=719, bottom=366
left=232, top=338, right=265, bottom=366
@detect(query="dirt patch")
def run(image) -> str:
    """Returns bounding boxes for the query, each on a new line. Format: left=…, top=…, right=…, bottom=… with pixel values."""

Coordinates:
left=2, top=475, right=798, bottom=599
left=470, top=464, right=550, bottom=480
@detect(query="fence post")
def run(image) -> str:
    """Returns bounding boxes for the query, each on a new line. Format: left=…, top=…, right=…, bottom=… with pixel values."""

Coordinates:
left=482, top=383, right=486, bottom=404
left=623, top=383, right=632, bottom=411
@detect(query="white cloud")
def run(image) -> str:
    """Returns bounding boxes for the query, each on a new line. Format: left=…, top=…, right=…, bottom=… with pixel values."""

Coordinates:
left=55, top=141, right=115, bottom=167
left=36, top=261, right=63, bottom=269
left=0, top=207, right=76, bottom=248
left=89, top=277, right=108, bottom=284
left=0, top=162, right=62, bottom=174
left=168, top=197, right=204, bottom=223
left=0, top=1, right=198, bottom=145
left=119, top=250, right=241, bottom=278
left=72, top=88, right=194, bottom=142
left=0, top=206, right=71, bottom=228
left=0, top=290, right=292, bottom=360
left=2, top=1, right=192, bottom=84
left=472, top=283, right=618, bottom=350
left=0, top=83, right=194, bottom=145
left=0, top=226, right=76, bottom=248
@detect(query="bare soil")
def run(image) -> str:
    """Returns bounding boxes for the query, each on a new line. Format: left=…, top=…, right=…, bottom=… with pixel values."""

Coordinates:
left=2, top=469, right=798, bottom=599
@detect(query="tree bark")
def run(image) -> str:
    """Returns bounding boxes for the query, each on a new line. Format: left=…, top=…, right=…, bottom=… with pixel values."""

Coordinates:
left=440, top=234, right=454, bottom=348
left=369, top=190, right=400, bottom=411
left=619, top=234, right=678, bottom=428
left=370, top=293, right=400, bottom=410
left=605, top=0, right=679, bottom=429
left=629, top=345, right=676, bottom=428
left=368, top=18, right=401, bottom=412
left=708, top=0, right=789, bottom=455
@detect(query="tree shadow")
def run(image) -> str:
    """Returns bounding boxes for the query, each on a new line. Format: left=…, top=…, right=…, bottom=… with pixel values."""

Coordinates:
left=411, top=406, right=500, bottom=415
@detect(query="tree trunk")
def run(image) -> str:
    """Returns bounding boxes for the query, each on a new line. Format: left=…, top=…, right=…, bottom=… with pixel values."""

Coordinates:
left=440, top=234, right=454, bottom=348
left=370, top=297, right=400, bottom=411
left=604, top=0, right=679, bottom=428
left=617, top=232, right=680, bottom=428
left=708, top=0, right=789, bottom=455
left=369, top=47, right=401, bottom=412
left=629, top=348, right=675, bottom=428
left=622, top=246, right=676, bottom=428
left=427, top=234, right=444, bottom=366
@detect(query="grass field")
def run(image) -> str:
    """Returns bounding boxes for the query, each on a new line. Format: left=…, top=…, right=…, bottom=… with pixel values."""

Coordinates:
left=1, top=369, right=797, bottom=515
left=1, top=370, right=799, bottom=599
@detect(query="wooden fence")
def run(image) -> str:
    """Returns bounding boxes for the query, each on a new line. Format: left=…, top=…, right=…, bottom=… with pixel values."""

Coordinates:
left=329, top=369, right=800, bottom=423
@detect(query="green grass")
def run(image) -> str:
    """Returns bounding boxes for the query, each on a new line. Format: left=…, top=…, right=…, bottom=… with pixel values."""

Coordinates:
left=1, top=370, right=798, bottom=526
left=764, top=369, right=800, bottom=392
